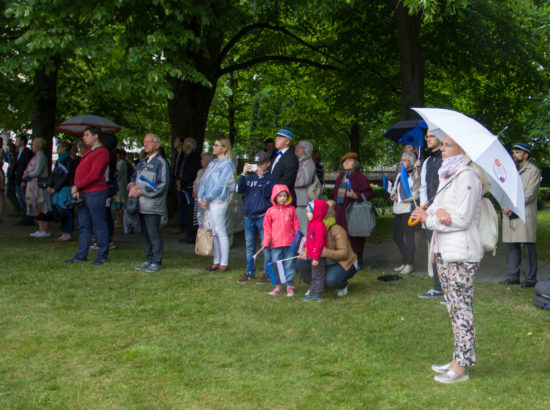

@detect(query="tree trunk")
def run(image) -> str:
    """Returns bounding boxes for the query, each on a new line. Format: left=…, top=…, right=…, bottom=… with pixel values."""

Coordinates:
left=393, top=1, right=425, bottom=120
left=228, top=73, right=236, bottom=146
left=349, top=122, right=360, bottom=155
left=31, top=58, right=60, bottom=163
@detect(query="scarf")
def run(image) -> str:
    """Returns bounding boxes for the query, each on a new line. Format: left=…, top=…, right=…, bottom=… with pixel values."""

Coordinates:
left=323, top=216, right=336, bottom=230
left=438, top=154, right=466, bottom=179
left=336, top=170, right=354, bottom=205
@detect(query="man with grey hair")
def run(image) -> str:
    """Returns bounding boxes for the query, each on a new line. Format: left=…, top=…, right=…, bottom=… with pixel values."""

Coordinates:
left=176, top=137, right=202, bottom=243
left=130, top=133, right=170, bottom=272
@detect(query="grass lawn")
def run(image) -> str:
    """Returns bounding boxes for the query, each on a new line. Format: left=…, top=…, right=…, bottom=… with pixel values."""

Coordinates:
left=0, top=232, right=549, bottom=409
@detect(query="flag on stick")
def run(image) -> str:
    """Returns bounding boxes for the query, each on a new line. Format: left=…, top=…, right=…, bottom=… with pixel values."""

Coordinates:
left=266, top=255, right=299, bottom=285
left=289, top=230, right=303, bottom=252
left=399, top=162, right=412, bottom=201
left=247, top=247, right=265, bottom=278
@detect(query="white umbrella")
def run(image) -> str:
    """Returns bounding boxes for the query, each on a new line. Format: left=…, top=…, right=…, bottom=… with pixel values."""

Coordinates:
left=56, top=114, right=121, bottom=135
left=412, top=107, right=525, bottom=222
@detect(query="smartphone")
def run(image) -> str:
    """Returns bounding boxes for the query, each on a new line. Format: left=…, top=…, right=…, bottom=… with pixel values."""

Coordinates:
left=249, top=164, right=258, bottom=172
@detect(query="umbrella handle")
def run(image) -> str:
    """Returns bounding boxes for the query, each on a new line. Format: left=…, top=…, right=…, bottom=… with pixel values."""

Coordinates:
left=408, top=203, right=427, bottom=226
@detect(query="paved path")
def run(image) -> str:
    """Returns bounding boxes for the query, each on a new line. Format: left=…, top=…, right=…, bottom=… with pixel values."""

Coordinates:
left=2, top=213, right=549, bottom=284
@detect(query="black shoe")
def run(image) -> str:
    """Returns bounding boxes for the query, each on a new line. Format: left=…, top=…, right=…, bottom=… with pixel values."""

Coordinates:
left=499, top=279, right=520, bottom=285
left=90, top=258, right=108, bottom=266
left=64, top=257, right=88, bottom=264
left=521, top=281, right=537, bottom=288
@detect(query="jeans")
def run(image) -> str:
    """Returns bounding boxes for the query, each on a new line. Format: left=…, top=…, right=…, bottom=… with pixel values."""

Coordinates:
left=140, top=213, right=163, bottom=264
left=297, top=258, right=358, bottom=290
left=244, top=215, right=270, bottom=277
left=16, top=184, right=31, bottom=221
left=75, top=190, right=109, bottom=261
left=270, top=246, right=296, bottom=285
left=55, top=205, right=74, bottom=235
left=207, top=200, right=229, bottom=266
left=505, top=242, right=537, bottom=283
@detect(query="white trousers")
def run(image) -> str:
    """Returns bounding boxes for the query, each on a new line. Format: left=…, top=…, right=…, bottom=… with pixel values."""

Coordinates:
left=207, top=200, right=229, bottom=266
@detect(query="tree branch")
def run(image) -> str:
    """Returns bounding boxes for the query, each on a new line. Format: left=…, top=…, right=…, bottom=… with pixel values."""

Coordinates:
left=220, top=55, right=338, bottom=75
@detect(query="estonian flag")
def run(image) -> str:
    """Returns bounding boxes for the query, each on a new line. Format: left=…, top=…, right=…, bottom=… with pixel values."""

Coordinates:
left=247, top=252, right=259, bottom=278
left=267, top=260, right=287, bottom=286
left=399, top=162, right=412, bottom=201
left=289, top=230, right=303, bottom=252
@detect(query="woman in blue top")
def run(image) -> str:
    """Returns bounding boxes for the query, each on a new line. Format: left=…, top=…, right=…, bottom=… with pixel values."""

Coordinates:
left=198, top=138, right=235, bottom=271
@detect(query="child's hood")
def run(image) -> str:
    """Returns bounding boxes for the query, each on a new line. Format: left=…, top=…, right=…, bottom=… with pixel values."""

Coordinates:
left=309, top=199, right=329, bottom=222
left=270, top=184, right=293, bottom=206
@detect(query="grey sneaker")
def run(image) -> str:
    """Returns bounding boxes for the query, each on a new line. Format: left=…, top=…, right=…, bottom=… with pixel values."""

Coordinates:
left=419, top=289, right=444, bottom=299
left=135, top=262, right=152, bottom=270
left=434, top=369, right=469, bottom=384
left=431, top=363, right=451, bottom=374
left=440, top=300, right=447, bottom=306
left=145, top=263, right=163, bottom=273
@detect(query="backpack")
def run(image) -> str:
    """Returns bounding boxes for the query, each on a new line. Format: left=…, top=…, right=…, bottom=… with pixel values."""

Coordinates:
left=478, top=197, right=499, bottom=255
left=307, top=173, right=323, bottom=200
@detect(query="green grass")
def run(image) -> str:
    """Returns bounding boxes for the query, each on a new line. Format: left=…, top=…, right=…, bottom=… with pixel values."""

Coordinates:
left=0, top=234, right=549, bottom=408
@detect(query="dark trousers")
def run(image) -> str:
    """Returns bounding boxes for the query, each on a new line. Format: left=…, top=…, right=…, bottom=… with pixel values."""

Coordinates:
left=140, top=213, right=163, bottom=264
left=310, top=259, right=326, bottom=297
left=16, top=184, right=32, bottom=221
left=505, top=242, right=537, bottom=283
left=55, top=205, right=74, bottom=235
left=7, top=180, right=19, bottom=211
left=297, top=258, right=358, bottom=290
left=76, top=190, right=109, bottom=261
left=175, top=189, right=185, bottom=229
left=425, top=229, right=442, bottom=291
left=393, top=213, right=415, bottom=265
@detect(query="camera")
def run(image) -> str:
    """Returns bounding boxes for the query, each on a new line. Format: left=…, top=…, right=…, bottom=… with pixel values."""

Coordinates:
left=64, top=198, right=84, bottom=208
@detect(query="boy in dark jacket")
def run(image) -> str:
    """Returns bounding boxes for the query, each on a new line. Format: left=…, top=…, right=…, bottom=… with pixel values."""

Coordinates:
left=236, top=151, right=276, bottom=283
left=301, top=200, right=328, bottom=302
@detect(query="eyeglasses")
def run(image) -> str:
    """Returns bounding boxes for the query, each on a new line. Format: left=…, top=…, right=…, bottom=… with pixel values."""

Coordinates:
left=212, top=143, right=222, bottom=147
left=425, top=134, right=437, bottom=140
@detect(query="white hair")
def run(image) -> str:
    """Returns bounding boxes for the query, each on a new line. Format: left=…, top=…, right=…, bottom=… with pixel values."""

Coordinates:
left=183, top=137, right=197, bottom=151
left=145, top=133, right=161, bottom=143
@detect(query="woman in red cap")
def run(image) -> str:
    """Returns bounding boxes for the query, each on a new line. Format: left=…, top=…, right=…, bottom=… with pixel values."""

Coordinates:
left=332, top=152, right=373, bottom=268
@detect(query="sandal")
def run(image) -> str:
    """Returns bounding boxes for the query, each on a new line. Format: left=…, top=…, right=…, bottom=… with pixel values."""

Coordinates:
left=218, top=266, right=230, bottom=272
left=204, top=265, right=220, bottom=272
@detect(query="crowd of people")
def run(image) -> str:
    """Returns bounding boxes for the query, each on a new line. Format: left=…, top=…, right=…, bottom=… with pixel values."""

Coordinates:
left=0, top=124, right=542, bottom=384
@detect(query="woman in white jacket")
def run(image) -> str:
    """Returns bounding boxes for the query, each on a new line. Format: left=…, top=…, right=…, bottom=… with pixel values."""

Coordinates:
left=411, top=135, right=484, bottom=385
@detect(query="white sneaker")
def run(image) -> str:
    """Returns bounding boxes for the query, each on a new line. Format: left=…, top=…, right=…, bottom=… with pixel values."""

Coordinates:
left=34, top=231, right=52, bottom=238
left=434, top=369, right=469, bottom=384
left=394, top=264, right=405, bottom=272
left=336, top=286, right=348, bottom=297
left=401, top=265, right=414, bottom=275
left=305, top=289, right=311, bottom=296
left=431, top=362, right=451, bottom=374
left=29, top=231, right=40, bottom=237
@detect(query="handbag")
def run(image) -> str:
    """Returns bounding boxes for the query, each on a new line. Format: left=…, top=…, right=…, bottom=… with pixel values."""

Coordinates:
left=126, top=197, right=140, bottom=216
left=345, top=193, right=376, bottom=237
left=195, top=210, right=213, bottom=256
left=307, top=173, right=323, bottom=200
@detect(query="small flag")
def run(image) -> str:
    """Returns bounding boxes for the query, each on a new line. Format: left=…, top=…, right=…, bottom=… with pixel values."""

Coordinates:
left=386, top=179, right=393, bottom=195
left=298, top=237, right=306, bottom=254
left=382, top=174, right=387, bottom=191
left=289, top=230, right=303, bottom=252
left=266, top=260, right=287, bottom=285
left=139, top=175, right=158, bottom=190
left=399, top=162, right=412, bottom=201
left=247, top=259, right=254, bottom=277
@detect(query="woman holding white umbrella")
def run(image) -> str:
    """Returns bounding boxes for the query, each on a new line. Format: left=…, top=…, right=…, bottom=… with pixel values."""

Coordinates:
left=411, top=134, right=487, bottom=384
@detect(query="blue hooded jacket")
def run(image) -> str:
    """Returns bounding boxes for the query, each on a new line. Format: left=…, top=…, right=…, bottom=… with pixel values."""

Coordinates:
left=236, top=171, right=276, bottom=218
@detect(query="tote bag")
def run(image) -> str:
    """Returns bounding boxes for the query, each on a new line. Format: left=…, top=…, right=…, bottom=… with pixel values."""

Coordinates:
left=345, top=193, right=376, bottom=237
left=195, top=211, right=213, bottom=256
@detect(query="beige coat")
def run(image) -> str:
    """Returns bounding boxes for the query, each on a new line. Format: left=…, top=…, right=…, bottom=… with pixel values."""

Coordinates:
left=502, top=161, right=541, bottom=243
left=321, top=224, right=357, bottom=271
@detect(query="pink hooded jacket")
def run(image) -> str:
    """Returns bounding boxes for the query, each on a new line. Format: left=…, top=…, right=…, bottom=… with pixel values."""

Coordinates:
left=262, top=184, right=300, bottom=249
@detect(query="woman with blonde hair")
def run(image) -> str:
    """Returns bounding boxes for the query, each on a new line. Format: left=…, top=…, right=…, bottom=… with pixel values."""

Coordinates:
left=197, top=138, right=235, bottom=272
left=23, top=137, right=51, bottom=237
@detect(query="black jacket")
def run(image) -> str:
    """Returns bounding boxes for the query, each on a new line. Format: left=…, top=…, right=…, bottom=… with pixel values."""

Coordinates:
left=14, top=147, right=32, bottom=185
left=270, top=149, right=299, bottom=206
left=177, top=150, right=202, bottom=190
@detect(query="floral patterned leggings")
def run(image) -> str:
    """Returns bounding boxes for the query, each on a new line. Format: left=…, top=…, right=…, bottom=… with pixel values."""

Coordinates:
left=437, top=255, right=479, bottom=367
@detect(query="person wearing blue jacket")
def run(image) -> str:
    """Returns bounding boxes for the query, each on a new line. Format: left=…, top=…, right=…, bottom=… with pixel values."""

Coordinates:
left=197, top=138, right=236, bottom=272
left=236, top=151, right=276, bottom=283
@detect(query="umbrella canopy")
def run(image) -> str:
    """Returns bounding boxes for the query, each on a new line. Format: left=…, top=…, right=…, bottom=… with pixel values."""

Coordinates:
left=412, top=107, right=525, bottom=222
left=56, top=114, right=121, bottom=135
left=383, top=119, right=428, bottom=148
